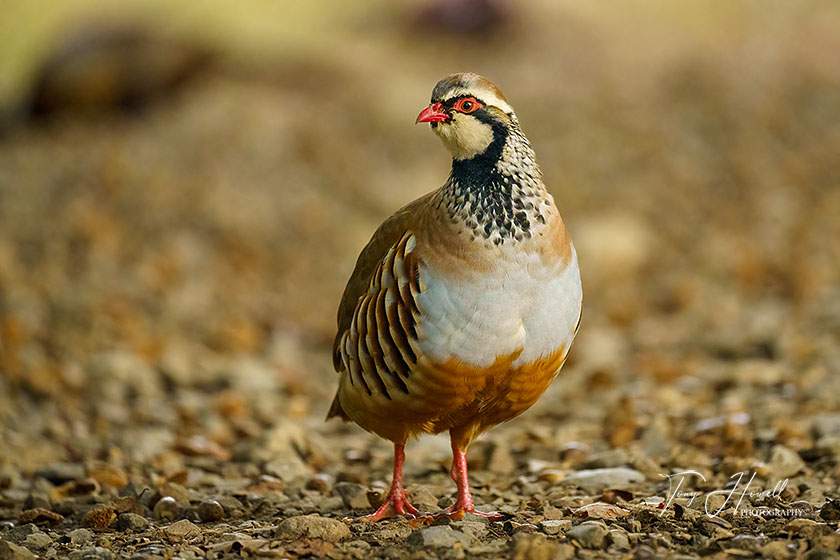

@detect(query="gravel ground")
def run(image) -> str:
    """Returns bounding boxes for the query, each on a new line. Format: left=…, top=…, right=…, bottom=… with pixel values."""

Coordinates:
left=1, top=2, right=840, bottom=559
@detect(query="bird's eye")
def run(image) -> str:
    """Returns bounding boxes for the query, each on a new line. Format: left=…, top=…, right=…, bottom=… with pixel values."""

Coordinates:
left=454, top=97, right=481, bottom=114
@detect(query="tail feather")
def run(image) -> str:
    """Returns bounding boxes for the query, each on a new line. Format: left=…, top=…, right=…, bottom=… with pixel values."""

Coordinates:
left=326, top=392, right=350, bottom=421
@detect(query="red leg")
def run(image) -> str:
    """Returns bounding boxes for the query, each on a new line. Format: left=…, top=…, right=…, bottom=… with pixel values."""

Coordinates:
left=363, top=443, right=420, bottom=522
left=441, top=436, right=504, bottom=520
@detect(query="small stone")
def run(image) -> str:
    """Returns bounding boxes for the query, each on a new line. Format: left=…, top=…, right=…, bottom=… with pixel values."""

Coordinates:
left=819, top=499, right=840, bottom=521
left=813, top=414, right=840, bottom=438
left=566, top=520, right=609, bottom=548
left=8, top=524, right=38, bottom=540
left=370, top=522, right=413, bottom=543
left=117, top=513, right=149, bottom=532
left=66, top=528, right=93, bottom=544
left=156, top=482, right=191, bottom=506
left=573, top=501, right=631, bottom=518
left=22, top=494, right=51, bottom=511
left=112, top=496, right=142, bottom=515
left=486, top=443, right=516, bottom=474
left=407, top=526, right=471, bottom=548
left=18, top=508, right=63, bottom=527
left=87, top=462, right=128, bottom=489
left=68, top=547, right=115, bottom=560
left=153, top=496, right=183, bottom=521
left=406, top=484, right=438, bottom=512
left=22, top=531, right=52, bottom=550
left=333, top=482, right=369, bottom=509
left=197, top=499, right=225, bottom=522
left=57, top=478, right=100, bottom=497
left=555, top=543, right=575, bottom=560
left=504, top=520, right=538, bottom=534
left=0, top=541, right=36, bottom=560
left=34, top=463, right=85, bottom=485
left=769, top=445, right=805, bottom=479
left=511, top=533, right=557, bottom=560
left=537, top=469, right=564, bottom=484
left=633, top=544, right=658, bottom=560
left=539, top=519, right=571, bottom=535
left=164, top=519, right=201, bottom=542
left=700, top=518, right=735, bottom=540
left=760, top=540, right=800, bottom=560
left=305, top=474, right=332, bottom=494
left=609, top=528, right=631, bottom=550
left=541, top=505, right=565, bottom=520
left=786, top=518, right=828, bottom=539
left=458, top=520, right=490, bottom=540
left=214, top=495, right=245, bottom=517
left=81, top=505, right=116, bottom=530
left=560, top=467, right=645, bottom=492
left=275, top=514, right=350, bottom=542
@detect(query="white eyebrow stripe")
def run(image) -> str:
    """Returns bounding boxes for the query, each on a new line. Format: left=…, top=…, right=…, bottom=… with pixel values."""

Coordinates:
left=440, top=87, right=513, bottom=114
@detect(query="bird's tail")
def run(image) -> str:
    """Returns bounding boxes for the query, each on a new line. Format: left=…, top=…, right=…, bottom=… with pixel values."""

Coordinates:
left=325, top=393, right=350, bottom=421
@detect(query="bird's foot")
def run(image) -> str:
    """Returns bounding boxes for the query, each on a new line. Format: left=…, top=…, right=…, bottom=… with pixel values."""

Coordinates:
left=361, top=490, right=420, bottom=522
left=437, top=503, right=507, bottom=522
left=408, top=502, right=507, bottom=526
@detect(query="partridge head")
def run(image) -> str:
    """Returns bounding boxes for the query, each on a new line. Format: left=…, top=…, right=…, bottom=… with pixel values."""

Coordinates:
left=328, top=73, right=582, bottom=521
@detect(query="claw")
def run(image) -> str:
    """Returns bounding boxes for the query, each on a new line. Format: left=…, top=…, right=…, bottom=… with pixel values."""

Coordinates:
left=362, top=489, right=419, bottom=522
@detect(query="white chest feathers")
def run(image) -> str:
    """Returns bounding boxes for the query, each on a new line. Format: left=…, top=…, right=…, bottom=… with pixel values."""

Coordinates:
left=415, top=244, right=582, bottom=368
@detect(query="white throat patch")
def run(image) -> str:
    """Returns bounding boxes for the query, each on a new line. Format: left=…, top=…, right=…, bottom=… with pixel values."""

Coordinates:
left=433, top=114, right=494, bottom=160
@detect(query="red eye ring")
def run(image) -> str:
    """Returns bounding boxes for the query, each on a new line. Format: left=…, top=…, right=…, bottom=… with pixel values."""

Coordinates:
left=453, top=97, right=482, bottom=114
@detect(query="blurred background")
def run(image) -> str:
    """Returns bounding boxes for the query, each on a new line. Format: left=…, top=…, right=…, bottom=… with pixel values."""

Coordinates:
left=1, top=0, right=840, bottom=538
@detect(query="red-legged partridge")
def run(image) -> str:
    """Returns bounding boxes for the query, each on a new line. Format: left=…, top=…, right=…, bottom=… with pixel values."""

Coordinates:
left=327, top=73, right=583, bottom=521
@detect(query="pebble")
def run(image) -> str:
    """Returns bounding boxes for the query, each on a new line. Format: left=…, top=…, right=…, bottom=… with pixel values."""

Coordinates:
left=406, top=484, right=438, bottom=511
left=214, top=495, right=245, bottom=517
left=197, top=499, right=225, bottom=522
left=760, top=540, right=800, bottom=560
left=511, top=533, right=556, bottom=560
left=407, top=526, right=471, bottom=548
left=785, top=518, right=828, bottom=539
left=813, top=414, right=840, bottom=438
left=333, top=482, right=370, bottom=509
left=153, top=496, right=183, bottom=521
left=370, top=522, right=413, bottom=543
left=22, top=494, right=51, bottom=511
left=157, top=482, right=191, bottom=506
left=81, top=505, right=116, bottom=530
left=458, top=520, right=491, bottom=540
left=487, top=443, right=517, bottom=474
left=164, top=519, right=201, bottom=542
left=539, top=519, right=571, bottom=535
left=580, top=448, right=632, bottom=469
left=117, top=513, right=150, bottom=532
left=609, top=528, right=631, bottom=550
left=66, top=528, right=93, bottom=544
left=275, top=514, right=350, bottom=542
left=555, top=543, right=575, bottom=560
left=560, top=467, right=645, bottom=492
left=19, top=508, right=63, bottom=527
left=305, top=474, right=332, bottom=494
left=0, top=541, right=36, bottom=560
left=574, top=501, right=630, bottom=518
left=112, top=496, right=143, bottom=515
left=68, top=547, right=115, bottom=560
left=819, top=499, right=840, bottom=521
left=87, top=462, right=129, bottom=489
left=22, top=531, right=52, bottom=550
left=566, top=521, right=609, bottom=548
left=34, top=463, right=86, bottom=484
left=769, top=445, right=805, bottom=479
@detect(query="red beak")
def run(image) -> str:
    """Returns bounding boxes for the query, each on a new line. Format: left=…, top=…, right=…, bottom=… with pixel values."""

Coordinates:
left=415, top=103, right=449, bottom=124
